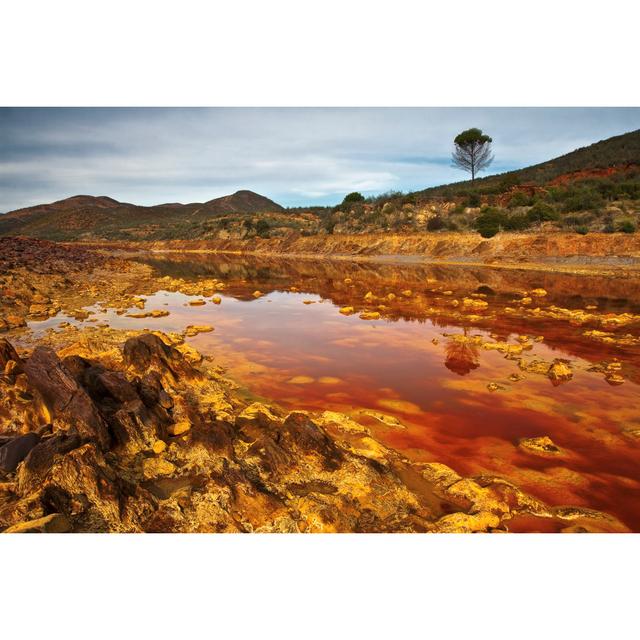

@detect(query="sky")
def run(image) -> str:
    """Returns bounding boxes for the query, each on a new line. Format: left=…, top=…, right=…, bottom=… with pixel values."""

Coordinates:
left=1, top=107, right=639, bottom=213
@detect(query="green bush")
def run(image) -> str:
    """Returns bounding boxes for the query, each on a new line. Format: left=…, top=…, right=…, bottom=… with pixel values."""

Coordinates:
left=575, top=225, right=589, bottom=235
left=562, top=187, right=604, bottom=213
left=617, top=219, right=637, bottom=233
left=475, top=207, right=506, bottom=238
left=507, top=191, right=532, bottom=208
left=503, top=214, right=531, bottom=231
left=466, top=193, right=481, bottom=207
left=343, top=192, right=365, bottom=205
left=255, top=219, right=270, bottom=238
left=527, top=201, right=559, bottom=223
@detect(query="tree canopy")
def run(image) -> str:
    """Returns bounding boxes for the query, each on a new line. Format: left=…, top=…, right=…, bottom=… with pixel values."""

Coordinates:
left=452, top=128, right=494, bottom=184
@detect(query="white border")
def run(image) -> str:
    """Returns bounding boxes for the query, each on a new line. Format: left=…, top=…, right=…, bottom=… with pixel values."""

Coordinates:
left=1, top=2, right=638, bottom=638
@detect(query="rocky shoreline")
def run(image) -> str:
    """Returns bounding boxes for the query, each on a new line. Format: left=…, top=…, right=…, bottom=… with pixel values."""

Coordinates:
left=74, top=231, right=640, bottom=275
left=0, top=237, right=634, bottom=532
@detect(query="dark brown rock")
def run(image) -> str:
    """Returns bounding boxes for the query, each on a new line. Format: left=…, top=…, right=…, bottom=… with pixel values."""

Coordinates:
left=23, top=347, right=110, bottom=449
left=123, top=333, right=197, bottom=381
left=0, top=432, right=41, bottom=473
left=0, top=338, right=21, bottom=371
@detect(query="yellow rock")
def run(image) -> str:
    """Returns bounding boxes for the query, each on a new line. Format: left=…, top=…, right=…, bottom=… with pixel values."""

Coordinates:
left=339, top=306, right=355, bottom=315
left=518, top=435, right=562, bottom=456
left=184, top=325, right=214, bottom=337
left=252, top=290, right=263, bottom=298
left=432, top=511, right=501, bottom=533
left=462, top=297, right=488, bottom=310
left=169, top=420, right=191, bottom=436
left=363, top=291, right=376, bottom=302
left=548, top=360, right=573, bottom=382
left=150, top=309, right=169, bottom=318
left=387, top=293, right=397, bottom=301
left=343, top=278, right=353, bottom=284
left=152, top=440, right=167, bottom=454
left=401, top=289, right=412, bottom=297
left=531, top=288, right=548, bottom=297
left=302, top=300, right=316, bottom=305
left=420, top=462, right=462, bottom=488
left=189, top=299, right=206, bottom=306
left=520, top=297, right=532, bottom=305
left=359, top=311, right=381, bottom=320
left=142, top=457, right=176, bottom=479
left=605, top=373, right=625, bottom=385
left=211, top=296, right=222, bottom=304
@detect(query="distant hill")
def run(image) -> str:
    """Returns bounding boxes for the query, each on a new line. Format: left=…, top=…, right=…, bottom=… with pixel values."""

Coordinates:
left=0, top=190, right=284, bottom=241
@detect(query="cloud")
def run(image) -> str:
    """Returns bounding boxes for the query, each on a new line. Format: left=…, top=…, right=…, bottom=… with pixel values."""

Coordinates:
left=0, top=107, right=639, bottom=212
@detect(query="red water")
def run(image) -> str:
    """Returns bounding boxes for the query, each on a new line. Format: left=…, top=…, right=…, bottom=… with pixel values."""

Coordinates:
left=32, top=255, right=640, bottom=530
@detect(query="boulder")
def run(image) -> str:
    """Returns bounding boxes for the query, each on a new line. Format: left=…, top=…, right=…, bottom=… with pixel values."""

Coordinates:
left=23, top=347, right=110, bottom=449
left=0, top=432, right=41, bottom=473
left=123, top=333, right=197, bottom=382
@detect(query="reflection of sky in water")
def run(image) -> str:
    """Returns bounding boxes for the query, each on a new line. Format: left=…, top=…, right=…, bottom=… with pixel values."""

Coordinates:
left=27, top=276, right=640, bottom=530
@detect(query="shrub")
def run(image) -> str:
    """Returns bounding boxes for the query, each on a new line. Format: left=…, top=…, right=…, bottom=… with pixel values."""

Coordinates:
left=503, top=214, right=530, bottom=231
left=527, top=201, right=559, bottom=223
left=562, top=187, right=604, bottom=213
left=475, top=207, right=506, bottom=238
left=617, top=219, right=637, bottom=233
left=507, top=191, right=532, bottom=208
left=466, top=193, right=481, bottom=207
left=575, top=225, right=589, bottom=235
left=427, top=215, right=445, bottom=231
left=343, top=192, right=365, bottom=205
left=255, top=219, right=270, bottom=238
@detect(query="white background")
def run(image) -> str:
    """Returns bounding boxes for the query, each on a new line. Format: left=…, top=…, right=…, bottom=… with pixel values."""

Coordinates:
left=1, top=1, right=638, bottom=639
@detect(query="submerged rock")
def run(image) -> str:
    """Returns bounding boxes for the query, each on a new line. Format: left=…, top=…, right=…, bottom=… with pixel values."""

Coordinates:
left=518, top=436, right=562, bottom=457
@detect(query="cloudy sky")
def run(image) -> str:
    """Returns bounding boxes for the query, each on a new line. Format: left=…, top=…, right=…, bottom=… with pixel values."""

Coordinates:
left=1, top=107, right=639, bottom=213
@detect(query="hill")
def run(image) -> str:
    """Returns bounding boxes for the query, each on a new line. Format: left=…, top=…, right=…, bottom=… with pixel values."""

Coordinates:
left=0, top=190, right=284, bottom=241
left=419, top=128, right=640, bottom=197
left=1, top=130, right=639, bottom=242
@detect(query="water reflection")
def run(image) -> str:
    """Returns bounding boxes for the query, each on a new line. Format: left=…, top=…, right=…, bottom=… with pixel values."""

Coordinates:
left=31, top=252, right=640, bottom=530
left=444, top=329, right=480, bottom=376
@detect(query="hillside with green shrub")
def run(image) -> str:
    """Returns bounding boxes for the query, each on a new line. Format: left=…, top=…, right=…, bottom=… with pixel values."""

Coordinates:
left=1, top=130, right=639, bottom=241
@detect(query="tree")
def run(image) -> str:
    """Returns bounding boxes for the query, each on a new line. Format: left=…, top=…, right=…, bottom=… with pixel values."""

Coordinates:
left=342, top=192, right=365, bottom=205
left=452, top=128, right=494, bottom=184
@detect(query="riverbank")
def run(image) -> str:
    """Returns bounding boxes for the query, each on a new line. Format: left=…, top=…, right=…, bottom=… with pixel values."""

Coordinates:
left=0, top=237, right=638, bottom=532
left=74, top=231, right=640, bottom=276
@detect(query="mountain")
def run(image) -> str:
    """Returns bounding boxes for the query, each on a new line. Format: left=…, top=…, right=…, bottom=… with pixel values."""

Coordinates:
left=0, top=190, right=284, bottom=241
